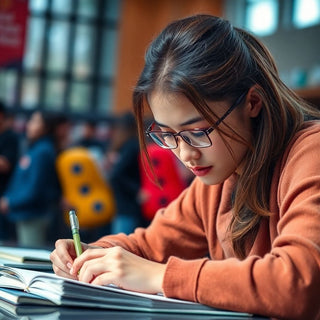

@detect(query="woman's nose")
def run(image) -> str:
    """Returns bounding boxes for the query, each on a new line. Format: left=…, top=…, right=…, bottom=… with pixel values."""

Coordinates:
left=175, top=137, right=201, bottom=162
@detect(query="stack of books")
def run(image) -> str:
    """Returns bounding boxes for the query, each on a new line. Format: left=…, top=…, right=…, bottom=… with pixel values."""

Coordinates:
left=0, top=247, right=253, bottom=318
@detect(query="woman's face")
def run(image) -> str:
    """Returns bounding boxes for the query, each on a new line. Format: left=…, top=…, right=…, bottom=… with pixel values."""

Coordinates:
left=148, top=90, right=254, bottom=185
left=26, top=112, right=46, bottom=141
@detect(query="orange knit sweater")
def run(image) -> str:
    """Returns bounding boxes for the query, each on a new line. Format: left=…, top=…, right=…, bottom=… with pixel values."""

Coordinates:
left=92, top=121, right=320, bottom=319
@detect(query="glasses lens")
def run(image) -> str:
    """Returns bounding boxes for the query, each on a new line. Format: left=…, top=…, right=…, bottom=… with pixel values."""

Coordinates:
left=149, top=132, right=176, bottom=149
left=181, top=130, right=211, bottom=147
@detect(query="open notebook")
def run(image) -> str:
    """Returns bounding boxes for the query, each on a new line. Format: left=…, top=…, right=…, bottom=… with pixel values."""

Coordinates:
left=0, top=266, right=252, bottom=316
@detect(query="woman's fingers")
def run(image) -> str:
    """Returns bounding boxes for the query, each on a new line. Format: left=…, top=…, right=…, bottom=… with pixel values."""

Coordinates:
left=75, top=247, right=165, bottom=294
left=70, top=247, right=110, bottom=276
left=77, top=247, right=129, bottom=285
left=52, top=244, right=165, bottom=294
left=52, top=264, right=78, bottom=280
left=50, top=239, right=88, bottom=277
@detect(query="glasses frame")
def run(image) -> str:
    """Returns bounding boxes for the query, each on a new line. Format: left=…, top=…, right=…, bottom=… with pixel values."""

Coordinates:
left=146, top=91, right=248, bottom=150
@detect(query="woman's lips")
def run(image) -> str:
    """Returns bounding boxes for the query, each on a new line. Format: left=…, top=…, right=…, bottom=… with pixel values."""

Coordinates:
left=189, top=166, right=212, bottom=176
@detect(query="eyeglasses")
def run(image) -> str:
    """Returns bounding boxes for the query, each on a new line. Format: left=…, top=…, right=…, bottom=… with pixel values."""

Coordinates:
left=146, top=91, right=248, bottom=149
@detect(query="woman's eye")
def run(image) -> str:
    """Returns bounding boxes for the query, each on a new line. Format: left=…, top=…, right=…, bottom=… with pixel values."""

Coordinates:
left=162, top=132, right=173, bottom=138
left=190, top=131, right=206, bottom=138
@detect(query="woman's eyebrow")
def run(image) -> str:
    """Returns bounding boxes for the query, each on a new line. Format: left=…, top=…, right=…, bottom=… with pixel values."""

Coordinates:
left=154, top=116, right=204, bottom=128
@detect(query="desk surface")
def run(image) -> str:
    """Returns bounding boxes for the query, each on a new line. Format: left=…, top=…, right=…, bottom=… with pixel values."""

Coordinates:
left=0, top=305, right=269, bottom=320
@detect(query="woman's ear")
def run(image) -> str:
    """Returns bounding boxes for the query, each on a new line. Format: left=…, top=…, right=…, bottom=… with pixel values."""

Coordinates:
left=246, top=86, right=263, bottom=118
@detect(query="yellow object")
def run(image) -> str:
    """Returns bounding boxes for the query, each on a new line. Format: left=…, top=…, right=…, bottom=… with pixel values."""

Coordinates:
left=56, top=147, right=115, bottom=229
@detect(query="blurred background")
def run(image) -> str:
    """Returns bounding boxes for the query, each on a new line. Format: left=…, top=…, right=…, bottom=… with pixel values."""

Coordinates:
left=0, top=0, right=319, bottom=248
left=0, top=0, right=319, bottom=125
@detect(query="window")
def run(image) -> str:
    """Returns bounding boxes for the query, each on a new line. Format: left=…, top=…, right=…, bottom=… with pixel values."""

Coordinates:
left=0, top=70, right=17, bottom=107
left=293, top=0, right=320, bottom=28
left=245, top=0, right=279, bottom=36
left=0, top=0, right=121, bottom=118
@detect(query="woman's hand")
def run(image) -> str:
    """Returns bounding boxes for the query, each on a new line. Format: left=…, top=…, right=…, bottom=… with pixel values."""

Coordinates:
left=50, top=239, right=92, bottom=279
left=70, top=246, right=166, bottom=295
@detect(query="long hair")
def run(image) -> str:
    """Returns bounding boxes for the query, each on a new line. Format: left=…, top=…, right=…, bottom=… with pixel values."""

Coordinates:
left=132, top=14, right=320, bottom=258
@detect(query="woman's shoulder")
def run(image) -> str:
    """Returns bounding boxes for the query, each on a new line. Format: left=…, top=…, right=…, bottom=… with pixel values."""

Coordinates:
left=284, top=120, right=320, bottom=154
left=276, top=120, right=320, bottom=209
left=279, top=120, right=320, bottom=177
left=297, top=120, right=320, bottom=138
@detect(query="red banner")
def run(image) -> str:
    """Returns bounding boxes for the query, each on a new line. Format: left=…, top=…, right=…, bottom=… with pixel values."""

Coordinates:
left=0, top=0, right=28, bottom=68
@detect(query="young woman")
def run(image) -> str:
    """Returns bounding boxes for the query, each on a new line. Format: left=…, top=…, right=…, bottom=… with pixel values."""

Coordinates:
left=0, top=110, right=62, bottom=247
left=50, top=15, right=320, bottom=319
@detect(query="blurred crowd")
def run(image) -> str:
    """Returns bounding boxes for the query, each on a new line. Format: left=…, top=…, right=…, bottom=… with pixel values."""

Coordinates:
left=0, top=100, right=193, bottom=249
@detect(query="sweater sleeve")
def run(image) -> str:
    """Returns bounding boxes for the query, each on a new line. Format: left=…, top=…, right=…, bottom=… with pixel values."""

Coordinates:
left=91, top=177, right=216, bottom=262
left=163, top=127, right=320, bottom=320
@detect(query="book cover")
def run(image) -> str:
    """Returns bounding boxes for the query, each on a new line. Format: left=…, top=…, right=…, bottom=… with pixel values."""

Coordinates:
left=0, top=287, right=54, bottom=305
left=0, top=247, right=52, bottom=265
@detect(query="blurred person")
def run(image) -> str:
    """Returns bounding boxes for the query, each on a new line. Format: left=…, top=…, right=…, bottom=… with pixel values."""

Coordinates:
left=76, top=119, right=105, bottom=151
left=53, top=113, right=72, bottom=153
left=0, top=110, right=62, bottom=247
left=0, top=101, right=20, bottom=243
left=105, top=112, right=144, bottom=234
left=73, top=119, right=106, bottom=169
left=48, top=112, right=73, bottom=243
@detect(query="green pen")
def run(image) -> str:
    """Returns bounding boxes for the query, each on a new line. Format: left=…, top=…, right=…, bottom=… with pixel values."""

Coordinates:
left=69, top=210, right=83, bottom=257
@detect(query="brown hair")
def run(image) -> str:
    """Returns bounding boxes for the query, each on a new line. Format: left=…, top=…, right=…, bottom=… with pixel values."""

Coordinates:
left=132, top=14, right=320, bottom=258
